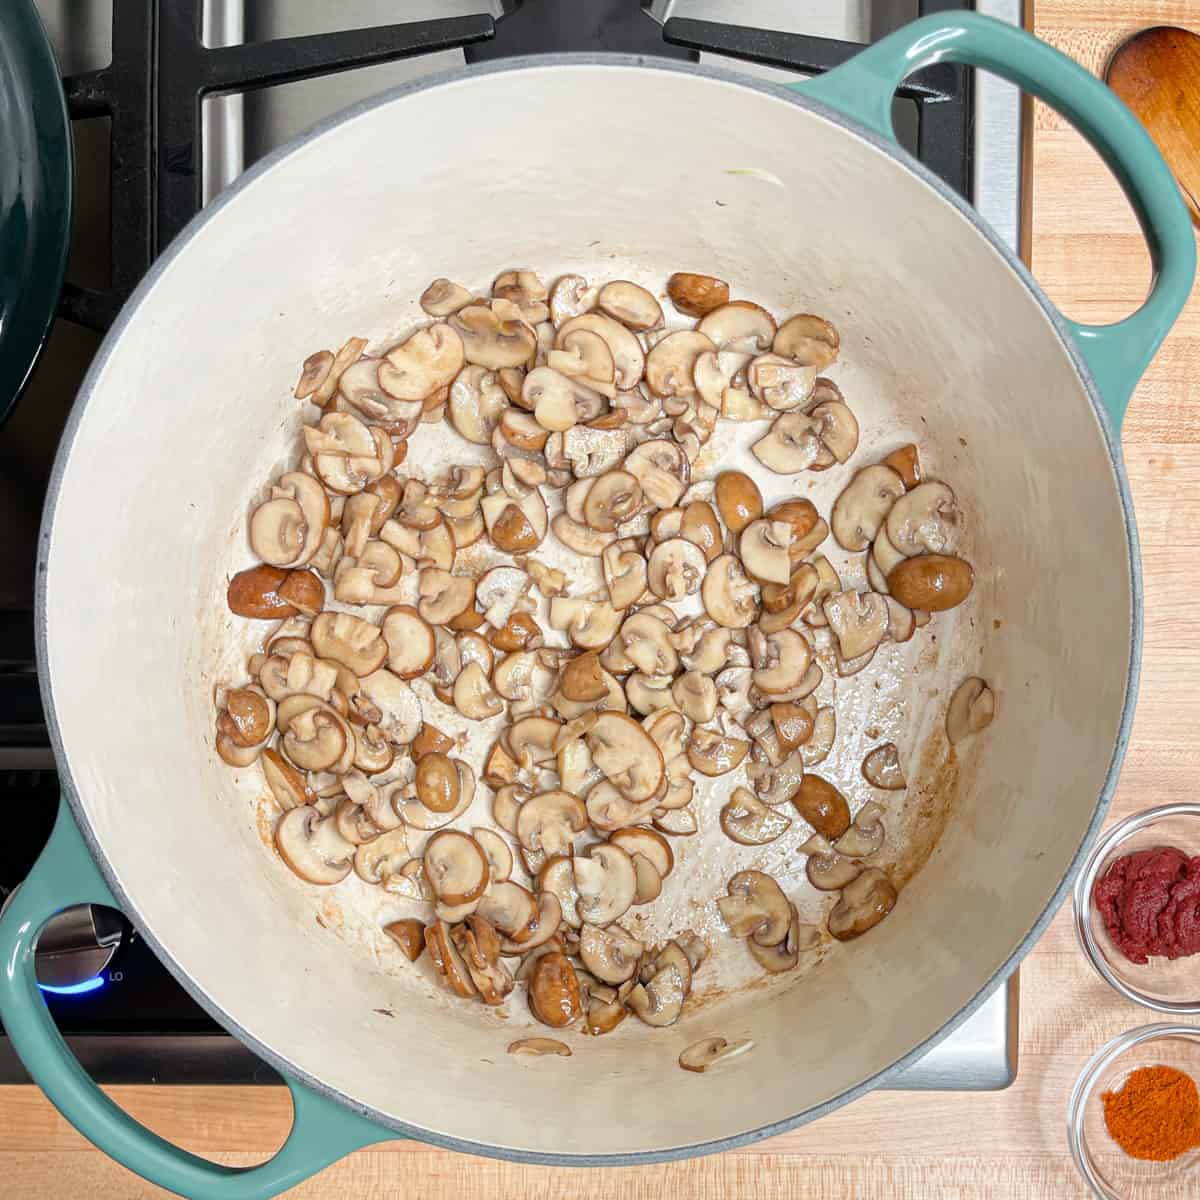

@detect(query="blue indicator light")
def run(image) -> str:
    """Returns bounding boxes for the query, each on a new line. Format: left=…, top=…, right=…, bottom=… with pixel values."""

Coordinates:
left=38, top=976, right=106, bottom=996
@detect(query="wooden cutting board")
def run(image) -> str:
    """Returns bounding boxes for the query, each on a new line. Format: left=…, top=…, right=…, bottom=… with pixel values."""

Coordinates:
left=2, top=1, right=1199, bottom=1195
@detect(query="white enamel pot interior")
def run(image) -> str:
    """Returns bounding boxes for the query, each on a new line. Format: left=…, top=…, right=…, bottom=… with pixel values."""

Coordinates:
left=39, top=59, right=1132, bottom=1160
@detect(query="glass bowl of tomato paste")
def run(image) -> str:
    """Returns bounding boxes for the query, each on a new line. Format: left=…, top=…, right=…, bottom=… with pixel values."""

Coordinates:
left=1068, top=1023, right=1200, bottom=1198
left=1074, top=804, right=1200, bottom=1013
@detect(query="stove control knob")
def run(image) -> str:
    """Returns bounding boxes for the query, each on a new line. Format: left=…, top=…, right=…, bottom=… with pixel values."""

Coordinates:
left=33, top=903, right=123, bottom=990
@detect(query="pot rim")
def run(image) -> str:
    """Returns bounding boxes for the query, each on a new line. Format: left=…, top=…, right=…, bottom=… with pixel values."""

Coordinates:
left=33, top=52, right=1142, bottom=1165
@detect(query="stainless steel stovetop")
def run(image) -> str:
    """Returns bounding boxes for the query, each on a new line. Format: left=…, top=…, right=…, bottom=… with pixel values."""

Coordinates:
left=1, top=0, right=1020, bottom=1090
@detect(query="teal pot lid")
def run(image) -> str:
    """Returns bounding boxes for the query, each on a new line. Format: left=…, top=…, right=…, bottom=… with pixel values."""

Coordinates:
left=0, top=0, right=71, bottom=428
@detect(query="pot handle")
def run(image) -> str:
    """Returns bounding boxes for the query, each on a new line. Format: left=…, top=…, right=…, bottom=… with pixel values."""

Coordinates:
left=793, top=11, right=1196, bottom=429
left=0, top=797, right=392, bottom=1199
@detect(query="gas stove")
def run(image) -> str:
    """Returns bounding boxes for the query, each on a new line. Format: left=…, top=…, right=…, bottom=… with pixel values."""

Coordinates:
left=0, top=0, right=1019, bottom=1088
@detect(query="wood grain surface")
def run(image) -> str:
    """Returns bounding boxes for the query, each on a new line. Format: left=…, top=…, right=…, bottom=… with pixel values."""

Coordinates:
left=4, top=2, right=1200, bottom=1195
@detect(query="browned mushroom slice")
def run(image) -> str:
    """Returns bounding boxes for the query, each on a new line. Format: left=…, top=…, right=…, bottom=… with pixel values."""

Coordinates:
left=881, top=443, right=922, bottom=489
left=653, top=807, right=698, bottom=837
left=508, top=1037, right=572, bottom=1057
left=790, top=775, right=851, bottom=839
left=747, top=353, right=816, bottom=411
left=586, top=713, right=665, bottom=803
left=834, top=802, right=886, bottom=858
left=261, top=747, right=315, bottom=811
left=802, top=833, right=862, bottom=892
left=886, top=481, right=961, bottom=557
left=573, top=843, right=637, bottom=927
left=557, top=312, right=644, bottom=390
left=823, top=590, right=889, bottom=662
left=773, top=313, right=839, bottom=369
left=559, top=651, right=608, bottom=703
left=679, top=1036, right=755, bottom=1072
left=687, top=727, right=749, bottom=777
left=250, top=472, right=329, bottom=568
left=275, top=805, right=354, bottom=885
left=828, top=868, right=898, bottom=941
left=451, top=916, right=515, bottom=1005
left=748, top=904, right=819, bottom=973
left=739, top=519, right=793, bottom=586
left=713, top=470, right=763, bottom=534
left=887, top=554, right=975, bottom=613
left=609, top=826, right=674, bottom=879
left=423, top=830, right=490, bottom=906
left=946, top=677, right=996, bottom=744
left=862, top=743, right=906, bottom=791
left=310, top=611, right=388, bottom=677
left=717, top=870, right=792, bottom=945
left=702, top=553, right=759, bottom=629
left=501, top=890, right=564, bottom=955
left=376, top=324, right=464, bottom=403
left=720, top=787, right=792, bottom=845
left=597, top=280, right=663, bottom=331
left=666, top=272, right=729, bottom=318
left=698, top=301, right=776, bottom=354
left=528, top=951, right=583, bottom=1028
left=425, top=920, right=478, bottom=999
left=383, top=918, right=426, bottom=962
left=753, top=402, right=858, bottom=473
left=448, top=303, right=537, bottom=370
left=582, top=470, right=642, bottom=532
left=628, top=963, right=686, bottom=1027
left=831, top=464, right=906, bottom=552
left=645, top=330, right=716, bottom=398
left=516, top=790, right=588, bottom=858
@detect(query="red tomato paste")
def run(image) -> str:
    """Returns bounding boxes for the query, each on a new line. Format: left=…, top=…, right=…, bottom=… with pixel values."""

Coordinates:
left=1094, top=846, right=1200, bottom=965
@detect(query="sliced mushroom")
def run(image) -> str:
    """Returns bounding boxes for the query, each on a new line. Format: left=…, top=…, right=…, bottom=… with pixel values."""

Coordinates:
left=447, top=364, right=509, bottom=444
left=720, top=787, right=792, bottom=845
left=550, top=512, right=615, bottom=557
left=557, top=312, right=644, bottom=391
left=882, top=443, right=922, bottom=489
left=628, top=963, right=685, bottom=1027
left=749, top=629, right=813, bottom=697
left=383, top=918, right=426, bottom=962
left=753, top=402, right=858, bottom=473
left=275, top=805, right=354, bottom=885
left=524, top=366, right=604, bottom=432
left=580, top=923, right=643, bottom=985
left=423, top=830, right=489, bottom=906
left=835, top=801, right=886, bottom=858
left=887, top=554, right=975, bottom=612
left=791, top=774, right=851, bottom=839
left=549, top=597, right=622, bottom=651
left=452, top=662, right=503, bottom=721
left=800, top=706, right=835, bottom=768
left=281, top=703, right=348, bottom=772
left=862, top=743, right=906, bottom=790
left=886, top=480, right=961, bottom=557
left=831, top=464, right=906, bottom=552
left=508, top=1037, right=571, bottom=1058
left=679, top=1037, right=755, bottom=1072
left=623, top=439, right=688, bottom=510
left=631, top=853, right=663, bottom=904
left=823, top=590, right=889, bottom=661
left=573, top=843, right=637, bottom=927
left=353, top=826, right=411, bottom=888
left=667, top=272, right=729, bottom=318
left=748, top=905, right=818, bottom=974
left=477, top=880, right=538, bottom=939
left=671, top=671, right=717, bottom=724
left=946, top=677, right=995, bottom=744
left=310, top=611, right=387, bottom=678
left=713, top=471, right=763, bottom=534
left=416, top=569, right=474, bottom=627
left=358, top=668, right=421, bottom=746
left=802, top=833, right=862, bottom=892
left=702, top=554, right=759, bottom=629
left=261, top=748, right=315, bottom=811
left=378, top=324, right=465, bottom=401
left=528, top=951, right=583, bottom=1028
left=773, top=313, right=839, bottom=368
left=645, top=330, right=716, bottom=398
left=828, top=868, right=897, bottom=941
left=516, top=790, right=587, bottom=858
left=546, top=327, right=616, bottom=397
left=646, top=538, right=707, bottom=601
left=738, top=520, right=793, bottom=586
left=747, top=353, right=816, bottom=411
left=425, top=920, right=478, bottom=999
left=250, top=472, right=329, bottom=568
left=600, top=541, right=648, bottom=611
left=717, top=870, right=791, bottom=945
left=377, top=606, right=435, bottom=681
left=686, top=727, right=749, bottom=777
left=419, top=278, right=473, bottom=317
left=597, top=280, right=663, bottom=331
left=698, top=301, right=776, bottom=354
left=449, top=303, right=537, bottom=370
left=609, top=826, right=674, bottom=880
left=583, top=470, right=642, bottom=532
left=587, top=713, right=666, bottom=802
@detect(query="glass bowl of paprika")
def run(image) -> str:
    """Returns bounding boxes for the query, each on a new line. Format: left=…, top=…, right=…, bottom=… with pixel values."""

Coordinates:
left=1073, top=804, right=1200, bottom=1013
left=1068, top=1023, right=1200, bottom=1197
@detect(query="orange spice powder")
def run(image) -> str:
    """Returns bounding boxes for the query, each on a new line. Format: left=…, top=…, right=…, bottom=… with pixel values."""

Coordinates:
left=1102, top=1065, right=1200, bottom=1162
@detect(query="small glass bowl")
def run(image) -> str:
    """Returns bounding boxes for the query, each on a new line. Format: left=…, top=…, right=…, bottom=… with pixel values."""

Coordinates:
left=1068, top=1023, right=1200, bottom=1198
left=1073, top=804, right=1200, bottom=1013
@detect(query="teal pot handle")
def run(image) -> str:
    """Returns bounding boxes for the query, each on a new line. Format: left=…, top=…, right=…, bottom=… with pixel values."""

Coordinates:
left=0, top=798, right=392, bottom=1199
left=795, top=12, right=1196, bottom=429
